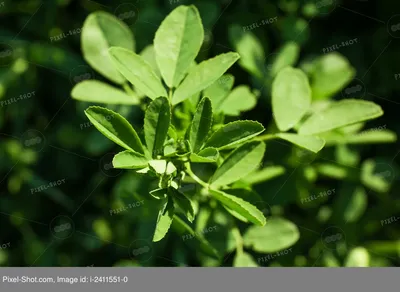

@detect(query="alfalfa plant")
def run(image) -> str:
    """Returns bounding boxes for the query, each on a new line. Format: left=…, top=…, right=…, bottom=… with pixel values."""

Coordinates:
left=71, top=5, right=388, bottom=265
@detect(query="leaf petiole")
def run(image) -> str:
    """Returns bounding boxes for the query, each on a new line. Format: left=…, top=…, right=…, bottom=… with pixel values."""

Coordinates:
left=184, top=162, right=209, bottom=189
left=232, top=227, right=244, bottom=255
left=254, top=134, right=277, bottom=141
left=122, top=82, right=136, bottom=97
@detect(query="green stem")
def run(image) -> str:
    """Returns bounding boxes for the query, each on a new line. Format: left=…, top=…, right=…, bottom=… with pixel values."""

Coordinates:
left=232, top=227, right=244, bottom=255
left=122, top=83, right=135, bottom=96
left=254, top=134, right=277, bottom=141
left=184, top=162, right=209, bottom=189
left=168, top=88, right=173, bottom=102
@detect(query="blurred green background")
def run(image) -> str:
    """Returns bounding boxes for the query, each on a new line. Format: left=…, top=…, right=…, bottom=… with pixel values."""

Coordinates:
left=0, top=0, right=399, bottom=267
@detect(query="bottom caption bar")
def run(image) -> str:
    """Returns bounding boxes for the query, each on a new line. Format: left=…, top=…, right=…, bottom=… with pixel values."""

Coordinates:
left=0, top=268, right=397, bottom=292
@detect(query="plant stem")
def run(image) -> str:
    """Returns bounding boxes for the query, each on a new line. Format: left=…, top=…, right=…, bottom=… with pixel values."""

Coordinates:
left=254, top=134, right=277, bottom=141
left=184, top=162, right=209, bottom=189
left=168, top=88, right=173, bottom=102
left=123, top=83, right=135, bottom=96
left=232, top=227, right=244, bottom=255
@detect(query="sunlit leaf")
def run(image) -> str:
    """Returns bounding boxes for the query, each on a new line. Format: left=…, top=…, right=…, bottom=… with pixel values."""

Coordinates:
left=243, top=217, right=300, bottom=253
left=154, top=5, right=204, bottom=87
left=85, top=106, right=144, bottom=153
left=210, top=141, right=266, bottom=187
left=205, top=121, right=264, bottom=150
left=153, top=196, right=174, bottom=242
left=113, top=150, right=148, bottom=169
left=233, top=252, right=259, bottom=267
left=72, top=80, right=139, bottom=105
left=272, top=67, right=311, bottom=131
left=188, top=97, right=213, bottom=153
left=82, top=11, right=135, bottom=84
left=299, top=100, right=383, bottom=135
left=109, top=47, right=168, bottom=99
left=144, top=97, right=171, bottom=157
left=172, top=52, right=240, bottom=105
left=209, top=189, right=266, bottom=226
left=276, top=133, right=325, bottom=153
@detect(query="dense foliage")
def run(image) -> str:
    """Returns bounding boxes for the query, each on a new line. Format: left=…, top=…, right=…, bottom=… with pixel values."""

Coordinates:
left=0, top=0, right=399, bottom=267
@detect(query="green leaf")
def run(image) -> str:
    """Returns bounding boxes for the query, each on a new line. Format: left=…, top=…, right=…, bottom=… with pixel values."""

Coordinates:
left=144, top=97, right=171, bottom=157
left=221, top=189, right=263, bottom=223
left=243, top=217, right=300, bottom=253
left=81, top=11, right=135, bottom=84
left=205, top=121, right=264, bottom=150
left=269, top=42, right=300, bottom=77
left=153, top=196, right=175, bottom=242
left=320, top=129, right=397, bottom=146
left=333, top=184, right=367, bottom=224
left=242, top=166, right=286, bottom=185
left=275, top=133, right=325, bottom=153
left=366, top=241, right=400, bottom=257
left=171, top=215, right=219, bottom=258
left=338, top=130, right=396, bottom=145
left=344, top=247, right=370, bottom=267
left=310, top=52, right=356, bottom=100
left=203, top=74, right=235, bottom=110
left=150, top=188, right=168, bottom=200
left=229, top=24, right=265, bottom=78
left=281, top=17, right=310, bottom=45
left=219, top=85, right=257, bottom=116
left=85, top=106, right=144, bottom=154
left=190, top=147, right=219, bottom=163
left=154, top=5, right=204, bottom=88
left=233, top=252, right=259, bottom=267
left=210, top=141, right=266, bottom=187
left=108, top=47, right=168, bottom=100
left=298, top=100, right=384, bottom=135
left=316, top=163, right=358, bottom=180
left=322, top=251, right=341, bottom=267
left=209, top=189, right=266, bottom=226
left=112, top=151, right=148, bottom=169
left=71, top=80, right=139, bottom=105
left=188, top=97, right=213, bottom=153
left=272, top=67, right=311, bottom=131
left=140, top=45, right=161, bottom=78
left=187, top=91, right=202, bottom=112
left=148, top=160, right=167, bottom=174
left=169, top=188, right=195, bottom=223
left=361, top=159, right=392, bottom=193
left=172, top=52, right=240, bottom=105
